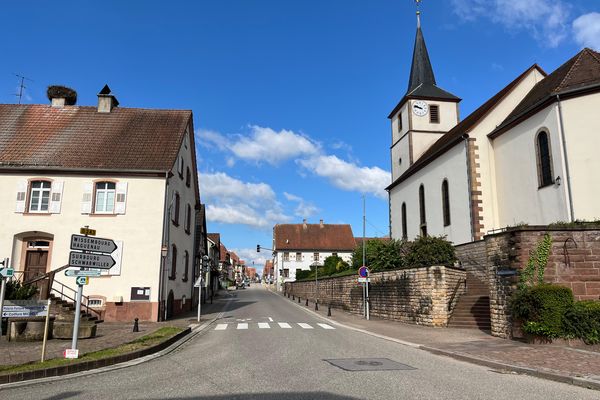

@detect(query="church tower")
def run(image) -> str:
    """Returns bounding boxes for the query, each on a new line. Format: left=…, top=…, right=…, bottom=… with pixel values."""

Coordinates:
left=388, top=7, right=460, bottom=182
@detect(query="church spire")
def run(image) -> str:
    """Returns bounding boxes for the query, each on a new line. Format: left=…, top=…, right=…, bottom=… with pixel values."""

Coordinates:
left=407, top=5, right=436, bottom=94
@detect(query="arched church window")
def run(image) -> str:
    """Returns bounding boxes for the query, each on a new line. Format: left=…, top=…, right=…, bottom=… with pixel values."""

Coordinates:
left=536, top=131, right=554, bottom=187
left=442, top=179, right=451, bottom=226
left=401, top=202, right=407, bottom=240
left=419, top=184, right=427, bottom=237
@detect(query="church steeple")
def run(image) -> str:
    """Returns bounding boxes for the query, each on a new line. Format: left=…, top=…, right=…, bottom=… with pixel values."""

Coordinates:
left=407, top=10, right=436, bottom=94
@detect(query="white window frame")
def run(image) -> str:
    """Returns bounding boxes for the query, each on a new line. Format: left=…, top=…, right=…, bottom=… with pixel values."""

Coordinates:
left=29, top=181, right=52, bottom=213
left=94, top=182, right=116, bottom=214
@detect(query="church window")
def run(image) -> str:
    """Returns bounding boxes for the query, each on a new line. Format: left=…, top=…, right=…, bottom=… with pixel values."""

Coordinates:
left=397, top=112, right=402, bottom=132
left=430, top=105, right=440, bottom=124
left=398, top=157, right=402, bottom=166
left=419, top=185, right=427, bottom=236
left=536, top=131, right=554, bottom=187
left=442, top=179, right=451, bottom=226
left=401, top=202, right=407, bottom=240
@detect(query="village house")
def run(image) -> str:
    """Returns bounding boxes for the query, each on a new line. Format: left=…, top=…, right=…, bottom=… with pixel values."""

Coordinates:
left=0, top=85, right=203, bottom=322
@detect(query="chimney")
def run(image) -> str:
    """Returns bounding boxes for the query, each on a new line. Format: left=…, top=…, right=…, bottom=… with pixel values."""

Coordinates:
left=47, top=85, right=77, bottom=108
left=97, top=84, right=119, bottom=113
left=303, top=219, right=307, bottom=229
left=320, top=219, right=324, bottom=228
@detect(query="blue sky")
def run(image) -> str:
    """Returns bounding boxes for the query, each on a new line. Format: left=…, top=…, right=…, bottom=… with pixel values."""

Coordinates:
left=1, top=1, right=599, bottom=274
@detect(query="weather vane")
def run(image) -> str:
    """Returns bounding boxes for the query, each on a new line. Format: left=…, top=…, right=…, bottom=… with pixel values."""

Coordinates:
left=415, top=0, right=423, bottom=27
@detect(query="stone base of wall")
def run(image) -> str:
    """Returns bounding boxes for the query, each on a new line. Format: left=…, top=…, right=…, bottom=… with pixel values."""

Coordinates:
left=286, top=266, right=466, bottom=327
left=103, top=301, right=158, bottom=322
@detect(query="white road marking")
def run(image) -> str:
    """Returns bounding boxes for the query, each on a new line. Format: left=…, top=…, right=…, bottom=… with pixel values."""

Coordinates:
left=237, top=323, right=248, bottom=330
left=317, top=323, right=335, bottom=330
left=278, top=322, right=291, bottom=329
left=258, top=323, right=270, bottom=329
left=215, top=324, right=228, bottom=331
left=298, top=323, right=313, bottom=329
left=268, top=317, right=274, bottom=322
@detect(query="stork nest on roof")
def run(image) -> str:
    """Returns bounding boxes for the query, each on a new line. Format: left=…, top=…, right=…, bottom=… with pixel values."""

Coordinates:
left=46, top=85, right=77, bottom=105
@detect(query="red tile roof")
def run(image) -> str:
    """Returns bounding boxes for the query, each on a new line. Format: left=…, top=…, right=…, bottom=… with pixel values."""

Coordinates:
left=0, top=104, right=191, bottom=172
left=274, top=223, right=355, bottom=251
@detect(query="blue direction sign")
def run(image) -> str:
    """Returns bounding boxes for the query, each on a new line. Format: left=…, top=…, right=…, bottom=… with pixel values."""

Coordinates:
left=69, top=252, right=115, bottom=269
left=358, top=266, right=369, bottom=278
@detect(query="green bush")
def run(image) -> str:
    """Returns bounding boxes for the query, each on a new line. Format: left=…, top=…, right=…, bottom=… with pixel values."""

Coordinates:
left=563, top=301, right=600, bottom=344
left=511, top=284, right=574, bottom=338
left=404, top=236, right=456, bottom=268
left=295, top=270, right=312, bottom=280
left=6, top=281, right=38, bottom=300
left=351, top=239, right=406, bottom=272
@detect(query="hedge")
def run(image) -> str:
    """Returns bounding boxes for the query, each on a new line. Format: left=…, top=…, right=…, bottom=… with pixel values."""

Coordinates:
left=563, top=301, right=600, bottom=344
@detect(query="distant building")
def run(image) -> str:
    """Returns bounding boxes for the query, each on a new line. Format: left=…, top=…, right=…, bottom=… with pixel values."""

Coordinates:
left=273, top=219, right=355, bottom=282
left=387, top=12, right=600, bottom=244
left=0, top=85, right=202, bottom=321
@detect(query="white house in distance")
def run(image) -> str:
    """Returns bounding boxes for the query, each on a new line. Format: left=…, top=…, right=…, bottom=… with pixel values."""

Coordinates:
left=387, top=12, right=600, bottom=245
left=0, top=85, right=202, bottom=321
left=273, top=220, right=355, bottom=282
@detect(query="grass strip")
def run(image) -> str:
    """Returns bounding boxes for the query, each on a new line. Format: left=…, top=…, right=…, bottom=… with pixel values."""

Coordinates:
left=0, top=326, right=183, bottom=375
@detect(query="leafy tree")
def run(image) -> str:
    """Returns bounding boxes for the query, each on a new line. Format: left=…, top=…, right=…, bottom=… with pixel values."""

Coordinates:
left=404, top=235, right=456, bottom=268
left=351, top=239, right=406, bottom=272
left=5, top=281, right=38, bottom=300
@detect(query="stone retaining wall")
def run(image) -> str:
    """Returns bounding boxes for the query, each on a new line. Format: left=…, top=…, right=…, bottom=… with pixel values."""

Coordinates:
left=285, top=266, right=466, bottom=327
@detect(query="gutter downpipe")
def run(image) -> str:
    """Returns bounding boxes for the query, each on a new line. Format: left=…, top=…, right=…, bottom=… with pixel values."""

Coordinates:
left=463, top=134, right=475, bottom=242
left=556, top=94, right=575, bottom=222
left=159, top=172, right=170, bottom=321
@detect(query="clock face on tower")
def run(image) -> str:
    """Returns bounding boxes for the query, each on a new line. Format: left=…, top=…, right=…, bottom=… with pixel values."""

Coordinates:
left=412, top=100, right=429, bottom=117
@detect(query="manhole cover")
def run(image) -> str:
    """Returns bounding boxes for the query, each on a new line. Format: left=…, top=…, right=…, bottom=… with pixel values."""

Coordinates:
left=324, top=358, right=416, bottom=371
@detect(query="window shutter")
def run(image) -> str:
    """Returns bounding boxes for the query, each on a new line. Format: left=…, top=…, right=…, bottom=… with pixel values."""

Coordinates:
left=49, top=181, right=64, bottom=214
left=115, top=182, right=128, bottom=214
left=81, top=183, right=93, bottom=214
left=15, top=180, right=27, bottom=213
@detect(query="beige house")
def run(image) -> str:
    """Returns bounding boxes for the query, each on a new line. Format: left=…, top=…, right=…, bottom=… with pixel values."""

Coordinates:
left=387, top=14, right=600, bottom=244
left=0, top=85, right=202, bottom=321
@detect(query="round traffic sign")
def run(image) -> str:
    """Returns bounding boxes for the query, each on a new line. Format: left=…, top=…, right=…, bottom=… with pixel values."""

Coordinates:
left=358, top=266, right=369, bottom=278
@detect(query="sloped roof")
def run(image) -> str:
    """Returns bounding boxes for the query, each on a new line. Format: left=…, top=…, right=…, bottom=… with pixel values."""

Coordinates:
left=207, top=233, right=221, bottom=245
left=274, top=223, right=355, bottom=251
left=0, top=104, right=191, bottom=172
left=387, top=64, right=545, bottom=191
left=490, top=48, right=600, bottom=138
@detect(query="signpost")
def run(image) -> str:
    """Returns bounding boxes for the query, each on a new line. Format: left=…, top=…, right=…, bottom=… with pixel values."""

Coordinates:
left=65, top=269, right=102, bottom=277
left=68, top=252, right=115, bottom=269
left=0, top=267, right=14, bottom=278
left=1, top=300, right=48, bottom=318
left=0, top=257, right=10, bottom=336
left=358, top=266, right=370, bottom=320
left=70, top=235, right=117, bottom=254
left=75, top=276, right=89, bottom=286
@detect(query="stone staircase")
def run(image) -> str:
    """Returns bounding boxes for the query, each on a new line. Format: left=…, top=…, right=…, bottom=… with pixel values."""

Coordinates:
left=49, top=294, right=102, bottom=339
left=447, top=272, right=491, bottom=331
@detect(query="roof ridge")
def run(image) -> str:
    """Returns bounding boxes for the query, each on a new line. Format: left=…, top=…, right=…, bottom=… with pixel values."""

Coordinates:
left=555, top=50, right=587, bottom=93
left=585, top=47, right=600, bottom=64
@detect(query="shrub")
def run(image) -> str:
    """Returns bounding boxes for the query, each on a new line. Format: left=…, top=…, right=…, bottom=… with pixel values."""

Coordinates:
left=404, top=236, right=456, bottom=268
left=5, top=281, right=38, bottom=300
left=323, top=255, right=347, bottom=276
left=295, top=270, right=312, bottom=281
left=511, top=284, right=574, bottom=338
left=351, top=239, right=406, bottom=272
left=518, top=233, right=552, bottom=290
left=563, top=301, right=600, bottom=344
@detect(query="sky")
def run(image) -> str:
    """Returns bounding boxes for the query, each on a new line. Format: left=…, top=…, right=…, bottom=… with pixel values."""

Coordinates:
left=1, top=1, right=599, bottom=274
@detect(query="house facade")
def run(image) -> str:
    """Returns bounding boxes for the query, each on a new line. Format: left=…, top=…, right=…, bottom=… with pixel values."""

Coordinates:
left=0, top=85, right=202, bottom=321
left=387, top=12, right=600, bottom=245
left=273, top=219, right=355, bottom=282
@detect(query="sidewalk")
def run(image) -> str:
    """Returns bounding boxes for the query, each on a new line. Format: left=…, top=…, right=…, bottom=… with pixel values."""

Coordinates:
left=282, top=292, right=600, bottom=390
left=0, top=291, right=233, bottom=367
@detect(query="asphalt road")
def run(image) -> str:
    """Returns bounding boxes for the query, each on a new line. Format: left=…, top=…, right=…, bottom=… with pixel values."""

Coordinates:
left=1, top=286, right=598, bottom=400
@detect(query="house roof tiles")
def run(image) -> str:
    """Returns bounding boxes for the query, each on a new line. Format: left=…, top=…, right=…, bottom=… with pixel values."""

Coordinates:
left=274, top=223, right=355, bottom=251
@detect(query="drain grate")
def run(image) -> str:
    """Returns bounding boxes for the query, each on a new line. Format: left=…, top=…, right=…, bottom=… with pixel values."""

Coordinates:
left=324, top=358, right=416, bottom=371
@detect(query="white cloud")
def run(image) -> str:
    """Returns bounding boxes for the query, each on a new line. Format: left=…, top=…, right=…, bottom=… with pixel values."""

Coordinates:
left=450, top=0, right=571, bottom=47
left=573, top=12, right=600, bottom=51
left=298, top=155, right=390, bottom=199
left=200, top=172, right=291, bottom=229
left=197, top=129, right=229, bottom=151
left=283, top=192, right=320, bottom=219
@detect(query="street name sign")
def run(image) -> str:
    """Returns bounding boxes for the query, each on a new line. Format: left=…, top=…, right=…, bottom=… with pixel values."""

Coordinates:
left=69, top=252, right=116, bottom=269
left=65, top=269, right=102, bottom=277
left=2, top=300, right=48, bottom=318
left=0, top=267, right=14, bottom=277
left=76, top=276, right=89, bottom=286
left=358, top=277, right=370, bottom=283
left=80, top=227, right=97, bottom=236
left=70, top=235, right=117, bottom=254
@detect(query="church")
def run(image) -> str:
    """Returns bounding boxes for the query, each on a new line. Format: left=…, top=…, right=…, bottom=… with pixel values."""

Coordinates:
left=387, top=11, right=600, bottom=245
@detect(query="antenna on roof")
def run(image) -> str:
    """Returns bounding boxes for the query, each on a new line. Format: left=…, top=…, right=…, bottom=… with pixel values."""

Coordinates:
left=13, top=74, right=33, bottom=104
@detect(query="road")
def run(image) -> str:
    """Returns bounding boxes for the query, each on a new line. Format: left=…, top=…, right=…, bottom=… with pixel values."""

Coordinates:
left=1, top=285, right=597, bottom=399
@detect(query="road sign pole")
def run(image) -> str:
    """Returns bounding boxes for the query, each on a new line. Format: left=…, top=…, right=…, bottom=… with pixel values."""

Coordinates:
left=70, top=282, right=84, bottom=353
left=0, top=276, right=6, bottom=336
left=41, top=298, right=52, bottom=362
left=366, top=280, right=370, bottom=321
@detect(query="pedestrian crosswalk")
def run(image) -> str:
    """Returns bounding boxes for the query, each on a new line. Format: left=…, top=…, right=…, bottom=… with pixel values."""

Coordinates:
left=213, top=322, right=335, bottom=331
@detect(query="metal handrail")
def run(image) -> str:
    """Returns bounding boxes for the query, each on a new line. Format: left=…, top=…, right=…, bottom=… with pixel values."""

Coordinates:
left=448, top=278, right=467, bottom=312
left=51, top=279, right=102, bottom=319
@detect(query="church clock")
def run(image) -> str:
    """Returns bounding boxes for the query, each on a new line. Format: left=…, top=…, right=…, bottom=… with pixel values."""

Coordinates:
left=412, top=100, right=429, bottom=117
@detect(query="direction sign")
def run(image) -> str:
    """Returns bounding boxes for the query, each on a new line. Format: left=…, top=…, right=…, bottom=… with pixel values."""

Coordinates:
left=69, top=252, right=116, bottom=269
left=70, top=235, right=117, bottom=254
left=65, top=269, right=102, bottom=277
left=80, top=227, right=97, bottom=236
left=0, top=267, right=14, bottom=277
left=76, top=276, right=89, bottom=286
left=358, top=266, right=369, bottom=278
left=2, top=300, right=48, bottom=318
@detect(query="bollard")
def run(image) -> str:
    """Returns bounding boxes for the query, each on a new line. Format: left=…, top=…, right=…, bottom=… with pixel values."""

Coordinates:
left=315, top=299, right=318, bottom=311
left=133, top=318, right=139, bottom=332
left=298, top=296, right=301, bottom=303
left=327, top=305, right=331, bottom=317
left=305, top=298, right=309, bottom=306
left=292, top=295, right=295, bottom=301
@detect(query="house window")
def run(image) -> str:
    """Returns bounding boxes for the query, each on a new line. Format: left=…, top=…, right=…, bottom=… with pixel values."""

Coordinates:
left=313, top=253, right=320, bottom=262
left=88, top=298, right=104, bottom=307
left=170, top=244, right=177, bottom=280
left=442, top=179, right=451, bottom=226
left=185, top=204, right=191, bottom=234
left=332, top=252, right=338, bottom=257
left=178, top=156, right=184, bottom=178
left=283, top=269, right=289, bottom=278
left=397, top=112, right=402, bottom=132
left=430, top=105, right=440, bottom=123
left=295, top=252, right=302, bottom=261
left=399, top=157, right=402, bottom=166
left=536, top=131, right=554, bottom=187
left=186, top=167, right=191, bottom=187
left=172, top=192, right=180, bottom=226
left=29, top=181, right=51, bottom=212
left=419, top=184, right=427, bottom=237
left=283, top=252, right=289, bottom=262
left=401, top=202, right=408, bottom=240
left=95, top=182, right=116, bottom=213
left=183, top=251, right=189, bottom=282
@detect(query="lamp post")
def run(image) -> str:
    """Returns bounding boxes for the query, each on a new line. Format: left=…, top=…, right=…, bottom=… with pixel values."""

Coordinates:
left=198, top=255, right=209, bottom=322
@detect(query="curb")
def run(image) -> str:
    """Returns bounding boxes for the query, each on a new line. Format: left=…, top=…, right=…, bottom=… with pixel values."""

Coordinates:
left=0, top=298, right=233, bottom=389
left=280, top=291, right=600, bottom=391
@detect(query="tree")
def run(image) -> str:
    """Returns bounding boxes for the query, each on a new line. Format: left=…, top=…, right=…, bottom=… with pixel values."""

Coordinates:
left=351, top=239, right=406, bottom=272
